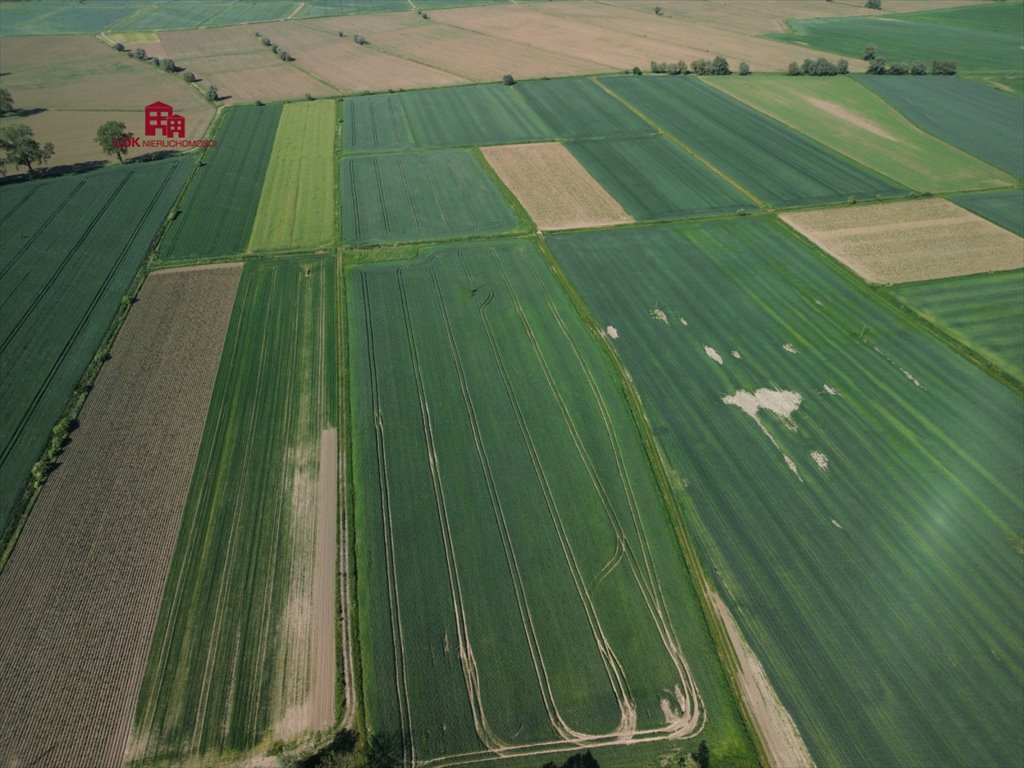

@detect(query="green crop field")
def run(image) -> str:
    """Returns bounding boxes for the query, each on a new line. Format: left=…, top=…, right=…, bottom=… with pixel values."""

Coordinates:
left=348, top=238, right=754, bottom=767
left=569, top=135, right=755, bottom=220
left=771, top=2, right=1024, bottom=73
left=549, top=217, right=1024, bottom=768
left=858, top=75, right=1024, bottom=178
left=201, top=1, right=302, bottom=27
left=249, top=99, right=337, bottom=253
left=890, top=270, right=1024, bottom=384
left=708, top=75, right=1014, bottom=193
left=161, top=104, right=282, bottom=262
left=0, top=157, right=191, bottom=541
left=132, top=256, right=338, bottom=763
left=341, top=150, right=525, bottom=246
left=601, top=75, right=907, bottom=208
left=950, top=188, right=1024, bottom=236
left=517, top=78, right=654, bottom=140
left=0, top=1, right=147, bottom=35
left=111, top=1, right=224, bottom=32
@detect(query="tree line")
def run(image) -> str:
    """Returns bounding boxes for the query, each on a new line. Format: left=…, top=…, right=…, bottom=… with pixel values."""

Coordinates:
left=649, top=56, right=748, bottom=75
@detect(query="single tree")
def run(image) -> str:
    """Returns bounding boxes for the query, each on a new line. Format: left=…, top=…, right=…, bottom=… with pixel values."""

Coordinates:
left=836, top=58, right=849, bottom=74
left=666, top=61, right=683, bottom=75
left=694, top=740, right=710, bottom=768
left=205, top=84, right=219, bottom=101
left=183, top=70, right=197, bottom=82
left=113, top=41, right=125, bottom=52
left=787, top=61, right=801, bottom=75
left=0, top=123, right=55, bottom=173
left=0, top=87, right=12, bottom=115
left=710, top=55, right=730, bottom=74
left=738, top=61, right=750, bottom=75
left=354, top=34, right=367, bottom=45
left=152, top=56, right=162, bottom=67
left=502, top=73, right=515, bottom=85
left=95, top=120, right=132, bottom=163
left=910, top=60, right=927, bottom=75
left=863, top=44, right=876, bottom=60
left=337, top=30, right=344, bottom=37
left=932, top=59, right=957, bottom=75
left=690, top=58, right=709, bottom=75
left=162, top=58, right=176, bottom=72
left=888, top=61, right=909, bottom=75
left=632, top=65, right=642, bottom=75
left=279, top=50, right=291, bottom=61
left=866, top=57, right=887, bottom=74
left=261, top=36, right=272, bottom=46
left=654, top=5, right=663, bottom=14
left=866, top=0, right=882, bottom=8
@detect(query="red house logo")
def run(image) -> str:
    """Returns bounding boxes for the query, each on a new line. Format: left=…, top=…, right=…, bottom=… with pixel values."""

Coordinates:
left=144, top=101, right=186, bottom=138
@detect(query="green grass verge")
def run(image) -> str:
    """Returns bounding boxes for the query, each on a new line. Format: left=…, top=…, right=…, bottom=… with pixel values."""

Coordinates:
left=131, top=255, right=338, bottom=765
left=549, top=217, right=1023, bottom=768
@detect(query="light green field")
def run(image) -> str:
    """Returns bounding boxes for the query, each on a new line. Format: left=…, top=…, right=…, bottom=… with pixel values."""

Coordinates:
left=550, top=217, right=1024, bottom=768
left=890, top=270, right=1024, bottom=383
left=348, top=239, right=755, bottom=767
left=708, top=75, right=1014, bottom=193
left=249, top=99, right=337, bottom=253
left=131, top=256, right=338, bottom=764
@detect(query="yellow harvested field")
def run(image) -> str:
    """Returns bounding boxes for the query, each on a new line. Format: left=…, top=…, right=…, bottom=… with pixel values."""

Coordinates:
left=481, top=142, right=632, bottom=231
left=780, top=199, right=1024, bottom=284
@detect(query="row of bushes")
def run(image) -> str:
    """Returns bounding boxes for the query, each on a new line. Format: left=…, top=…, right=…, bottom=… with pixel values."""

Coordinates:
left=255, top=33, right=292, bottom=61
left=787, top=57, right=849, bottom=76
left=649, top=56, right=749, bottom=76
left=867, top=58, right=958, bottom=75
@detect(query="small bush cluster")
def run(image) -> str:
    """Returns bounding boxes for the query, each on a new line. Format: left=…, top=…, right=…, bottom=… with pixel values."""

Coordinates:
left=416, top=8, right=428, bottom=19
left=501, top=73, right=515, bottom=85
left=691, top=56, right=731, bottom=75
left=787, top=56, right=849, bottom=76
left=354, top=34, right=367, bottom=45
left=866, top=56, right=957, bottom=75
left=866, top=0, right=882, bottom=8
left=650, top=60, right=686, bottom=74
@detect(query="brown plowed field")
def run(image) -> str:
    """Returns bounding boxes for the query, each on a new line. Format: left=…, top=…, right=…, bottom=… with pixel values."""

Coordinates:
left=780, top=199, right=1024, bottom=284
left=0, top=264, right=242, bottom=768
left=482, top=142, right=633, bottom=231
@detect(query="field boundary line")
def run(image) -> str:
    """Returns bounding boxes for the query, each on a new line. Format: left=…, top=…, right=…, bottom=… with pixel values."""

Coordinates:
left=591, top=77, right=768, bottom=210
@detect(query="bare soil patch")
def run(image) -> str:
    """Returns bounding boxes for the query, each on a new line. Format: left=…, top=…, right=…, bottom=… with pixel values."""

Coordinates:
left=706, top=590, right=816, bottom=768
left=781, top=199, right=1024, bottom=284
left=311, top=428, right=338, bottom=731
left=192, top=50, right=337, bottom=102
left=481, top=142, right=632, bottom=231
left=0, top=265, right=242, bottom=768
left=803, top=95, right=898, bottom=142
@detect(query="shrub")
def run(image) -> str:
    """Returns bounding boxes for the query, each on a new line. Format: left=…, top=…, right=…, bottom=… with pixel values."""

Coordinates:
left=654, top=5, right=662, bottom=14
left=911, top=60, right=927, bottom=75
left=787, top=61, right=801, bottom=76
left=632, top=66, right=642, bottom=76
left=337, top=30, right=344, bottom=37
left=354, top=34, right=367, bottom=45
left=205, top=85, right=219, bottom=101
left=651, top=61, right=665, bottom=73
left=866, top=58, right=887, bottom=74
left=710, top=55, right=730, bottom=75
left=666, top=61, right=683, bottom=75
left=261, top=36, right=271, bottom=46
left=863, top=44, right=876, bottom=61
left=836, top=58, right=849, bottom=74
left=131, top=47, right=146, bottom=60
left=888, top=61, right=909, bottom=75
left=866, top=0, right=882, bottom=8
left=306, top=92, right=314, bottom=100
left=690, top=58, right=709, bottom=75
left=113, top=41, right=125, bottom=52
left=279, top=50, right=291, bottom=61
left=152, top=57, right=161, bottom=67
left=255, top=99, right=264, bottom=106
left=162, top=58, right=176, bottom=72
left=932, top=59, right=957, bottom=75
left=739, top=61, right=750, bottom=75
left=272, top=44, right=280, bottom=53
left=183, top=70, right=196, bottom=83
left=502, top=73, right=515, bottom=85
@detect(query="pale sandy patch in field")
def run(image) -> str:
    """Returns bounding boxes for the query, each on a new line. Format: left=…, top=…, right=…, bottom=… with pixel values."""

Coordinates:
left=803, top=95, right=898, bottom=142
left=606, top=325, right=619, bottom=339
left=705, top=346, right=724, bottom=365
left=706, top=590, right=816, bottom=768
left=0, top=265, right=242, bottom=767
left=481, top=142, right=632, bottom=231
left=312, top=428, right=338, bottom=731
left=812, top=451, right=829, bottom=471
left=781, top=199, right=1024, bottom=283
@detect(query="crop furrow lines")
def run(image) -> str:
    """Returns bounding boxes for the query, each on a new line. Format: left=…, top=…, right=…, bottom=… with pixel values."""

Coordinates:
left=0, top=184, right=39, bottom=227
left=423, top=155, right=452, bottom=232
left=0, top=180, right=83, bottom=283
left=372, top=158, right=391, bottom=235
left=396, top=159, right=422, bottom=235
left=447, top=154, right=479, bottom=231
left=360, top=273, right=414, bottom=765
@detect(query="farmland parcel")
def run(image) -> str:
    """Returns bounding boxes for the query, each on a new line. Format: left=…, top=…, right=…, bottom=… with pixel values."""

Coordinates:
left=950, top=188, right=1024, bottom=237
left=890, top=270, right=1024, bottom=384
left=601, top=75, right=907, bottom=208
left=249, top=99, right=337, bottom=253
left=708, top=75, right=1014, bottom=193
left=780, top=198, right=1024, bottom=284
left=132, top=257, right=338, bottom=763
left=0, top=158, right=192, bottom=541
left=341, top=150, right=525, bottom=246
left=348, top=240, right=753, bottom=767
left=160, top=104, right=282, bottom=262
left=0, top=264, right=241, bottom=768
left=549, top=217, right=1023, bottom=768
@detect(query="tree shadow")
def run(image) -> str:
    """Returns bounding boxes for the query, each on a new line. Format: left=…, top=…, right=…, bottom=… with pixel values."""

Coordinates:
left=0, top=159, right=106, bottom=185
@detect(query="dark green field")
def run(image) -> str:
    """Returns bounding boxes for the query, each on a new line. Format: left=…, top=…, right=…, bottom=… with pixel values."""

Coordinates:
left=132, top=256, right=338, bottom=763
left=859, top=75, right=1023, bottom=178
left=601, top=75, right=907, bottom=208
left=517, top=78, right=654, bottom=140
left=550, top=217, right=1024, bottom=768
left=950, top=188, right=1024, bottom=236
left=341, top=150, right=525, bottom=245
left=0, top=157, right=192, bottom=539
left=772, top=2, right=1024, bottom=73
left=569, top=135, right=754, bottom=220
left=890, top=270, right=1024, bottom=383
left=160, top=104, right=282, bottom=262
left=349, top=238, right=754, bottom=767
